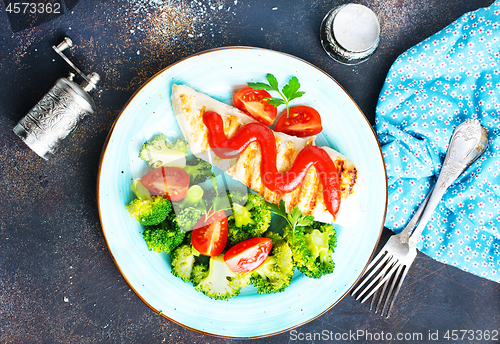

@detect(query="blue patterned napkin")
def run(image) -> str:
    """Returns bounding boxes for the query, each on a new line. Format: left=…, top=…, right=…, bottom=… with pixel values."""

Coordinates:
left=375, top=1, right=500, bottom=283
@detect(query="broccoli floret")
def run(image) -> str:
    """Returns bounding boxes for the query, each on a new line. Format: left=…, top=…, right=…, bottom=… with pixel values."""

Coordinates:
left=191, top=262, right=209, bottom=286
left=194, top=254, right=250, bottom=300
left=168, top=138, right=189, bottom=154
left=170, top=244, right=197, bottom=282
left=283, top=221, right=337, bottom=279
left=170, top=185, right=206, bottom=231
left=227, top=193, right=271, bottom=246
left=172, top=207, right=204, bottom=232
left=183, top=158, right=214, bottom=184
left=126, top=196, right=172, bottom=226
left=250, top=232, right=294, bottom=294
left=139, top=134, right=188, bottom=168
left=226, top=189, right=248, bottom=206
left=142, top=219, right=186, bottom=254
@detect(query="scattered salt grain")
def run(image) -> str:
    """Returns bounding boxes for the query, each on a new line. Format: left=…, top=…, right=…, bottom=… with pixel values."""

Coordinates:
left=120, top=0, right=240, bottom=45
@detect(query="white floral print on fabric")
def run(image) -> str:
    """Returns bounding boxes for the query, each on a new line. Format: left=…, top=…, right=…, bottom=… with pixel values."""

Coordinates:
left=375, top=1, right=500, bottom=283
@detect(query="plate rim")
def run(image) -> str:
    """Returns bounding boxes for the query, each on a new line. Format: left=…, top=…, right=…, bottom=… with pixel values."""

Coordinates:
left=96, top=45, right=388, bottom=339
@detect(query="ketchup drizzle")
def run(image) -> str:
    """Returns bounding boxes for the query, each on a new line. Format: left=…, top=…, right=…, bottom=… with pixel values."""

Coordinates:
left=203, top=111, right=341, bottom=218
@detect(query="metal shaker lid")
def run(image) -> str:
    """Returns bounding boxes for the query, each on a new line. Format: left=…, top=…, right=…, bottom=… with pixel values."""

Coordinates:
left=320, top=3, right=380, bottom=65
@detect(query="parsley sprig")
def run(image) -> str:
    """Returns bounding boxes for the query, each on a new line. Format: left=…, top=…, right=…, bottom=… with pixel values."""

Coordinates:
left=248, top=73, right=305, bottom=118
left=266, top=200, right=314, bottom=233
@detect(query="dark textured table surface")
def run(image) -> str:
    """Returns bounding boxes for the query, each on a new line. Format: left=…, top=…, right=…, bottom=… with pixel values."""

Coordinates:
left=1, top=0, right=499, bottom=343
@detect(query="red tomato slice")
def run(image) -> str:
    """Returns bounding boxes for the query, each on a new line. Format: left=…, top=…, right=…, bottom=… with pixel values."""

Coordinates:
left=141, top=167, right=189, bottom=201
left=191, top=210, right=228, bottom=257
left=224, top=237, right=272, bottom=273
left=274, top=105, right=323, bottom=137
left=233, top=87, right=277, bottom=126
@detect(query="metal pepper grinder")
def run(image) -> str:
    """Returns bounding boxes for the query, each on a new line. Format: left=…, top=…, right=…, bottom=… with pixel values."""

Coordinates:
left=13, top=37, right=100, bottom=160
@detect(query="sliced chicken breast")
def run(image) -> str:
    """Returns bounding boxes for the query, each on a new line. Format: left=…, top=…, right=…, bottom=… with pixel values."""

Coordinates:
left=171, top=84, right=363, bottom=226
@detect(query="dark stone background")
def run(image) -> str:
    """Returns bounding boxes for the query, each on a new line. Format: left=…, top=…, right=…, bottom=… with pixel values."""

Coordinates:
left=0, top=0, right=498, bottom=343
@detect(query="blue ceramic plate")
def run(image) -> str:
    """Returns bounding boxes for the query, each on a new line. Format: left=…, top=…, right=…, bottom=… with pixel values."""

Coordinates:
left=97, top=47, right=387, bottom=338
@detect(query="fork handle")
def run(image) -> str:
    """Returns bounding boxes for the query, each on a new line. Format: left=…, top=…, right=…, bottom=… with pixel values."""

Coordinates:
left=408, top=185, right=447, bottom=246
left=398, top=188, right=432, bottom=243
left=409, top=119, right=487, bottom=245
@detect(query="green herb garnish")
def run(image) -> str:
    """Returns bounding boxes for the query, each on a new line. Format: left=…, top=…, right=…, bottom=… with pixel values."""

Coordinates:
left=266, top=200, right=314, bottom=233
left=248, top=73, right=305, bottom=118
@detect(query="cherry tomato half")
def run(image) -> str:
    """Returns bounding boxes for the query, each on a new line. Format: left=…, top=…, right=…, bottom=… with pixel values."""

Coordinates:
left=224, top=237, right=272, bottom=273
left=233, top=87, right=277, bottom=126
left=141, top=167, right=189, bottom=201
left=274, top=105, right=323, bottom=137
left=191, top=210, right=228, bottom=257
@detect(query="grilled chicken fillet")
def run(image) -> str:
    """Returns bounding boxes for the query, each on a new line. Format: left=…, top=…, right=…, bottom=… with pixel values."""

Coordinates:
left=171, top=84, right=364, bottom=226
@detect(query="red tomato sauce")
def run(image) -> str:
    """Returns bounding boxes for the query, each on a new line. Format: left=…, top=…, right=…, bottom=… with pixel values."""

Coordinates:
left=202, top=111, right=341, bottom=218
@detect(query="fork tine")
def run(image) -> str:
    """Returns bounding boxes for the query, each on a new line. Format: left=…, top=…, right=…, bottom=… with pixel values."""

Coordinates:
left=384, top=264, right=411, bottom=319
left=370, top=280, right=381, bottom=311
left=353, top=256, right=392, bottom=299
left=351, top=251, right=392, bottom=297
left=374, top=275, right=391, bottom=313
left=380, top=264, right=405, bottom=317
left=370, top=274, right=384, bottom=311
left=364, top=247, right=390, bottom=272
left=359, top=261, right=401, bottom=303
left=356, top=261, right=395, bottom=302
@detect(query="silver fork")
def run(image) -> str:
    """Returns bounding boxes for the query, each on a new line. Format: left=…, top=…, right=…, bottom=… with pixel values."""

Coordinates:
left=351, top=119, right=488, bottom=318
